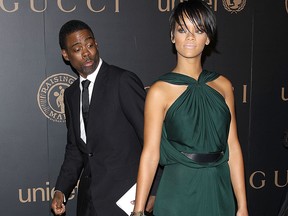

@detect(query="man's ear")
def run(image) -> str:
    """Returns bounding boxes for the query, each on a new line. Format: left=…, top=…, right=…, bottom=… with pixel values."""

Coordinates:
left=61, top=49, right=69, bottom=61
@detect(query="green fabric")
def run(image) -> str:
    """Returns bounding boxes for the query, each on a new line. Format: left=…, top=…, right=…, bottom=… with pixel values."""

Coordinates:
left=154, top=71, right=235, bottom=216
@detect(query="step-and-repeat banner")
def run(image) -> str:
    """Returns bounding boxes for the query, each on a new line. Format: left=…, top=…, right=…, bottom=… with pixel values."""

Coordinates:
left=0, top=0, right=287, bottom=215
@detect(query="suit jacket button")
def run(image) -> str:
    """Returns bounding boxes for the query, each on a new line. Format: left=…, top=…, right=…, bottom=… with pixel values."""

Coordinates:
left=88, top=153, right=93, bottom=157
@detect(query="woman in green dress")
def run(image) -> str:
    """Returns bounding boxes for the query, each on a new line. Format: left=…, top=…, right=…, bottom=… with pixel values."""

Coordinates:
left=132, top=1, right=248, bottom=215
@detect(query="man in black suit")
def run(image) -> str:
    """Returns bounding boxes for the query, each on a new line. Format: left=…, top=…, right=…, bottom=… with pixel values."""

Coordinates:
left=51, top=20, right=159, bottom=216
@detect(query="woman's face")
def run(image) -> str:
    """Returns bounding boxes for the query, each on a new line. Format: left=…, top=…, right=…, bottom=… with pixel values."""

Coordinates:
left=172, top=15, right=210, bottom=61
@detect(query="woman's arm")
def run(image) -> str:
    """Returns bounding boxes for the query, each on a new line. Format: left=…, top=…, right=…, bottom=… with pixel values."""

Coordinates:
left=223, top=78, right=249, bottom=216
left=133, top=82, right=167, bottom=212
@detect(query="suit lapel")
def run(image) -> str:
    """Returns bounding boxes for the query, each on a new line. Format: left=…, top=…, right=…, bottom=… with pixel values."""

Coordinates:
left=69, top=78, right=81, bottom=144
left=86, top=62, right=109, bottom=137
left=89, top=62, right=109, bottom=107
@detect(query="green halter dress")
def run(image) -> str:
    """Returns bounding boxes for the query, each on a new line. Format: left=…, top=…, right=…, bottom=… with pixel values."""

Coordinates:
left=153, top=70, right=235, bottom=216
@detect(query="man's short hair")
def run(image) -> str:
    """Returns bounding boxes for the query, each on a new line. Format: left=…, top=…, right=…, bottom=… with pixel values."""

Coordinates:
left=59, top=20, right=94, bottom=50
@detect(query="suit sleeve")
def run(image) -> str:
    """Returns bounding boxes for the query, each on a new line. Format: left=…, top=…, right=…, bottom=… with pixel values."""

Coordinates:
left=118, top=71, right=146, bottom=144
left=55, top=92, right=84, bottom=200
left=118, top=71, right=162, bottom=195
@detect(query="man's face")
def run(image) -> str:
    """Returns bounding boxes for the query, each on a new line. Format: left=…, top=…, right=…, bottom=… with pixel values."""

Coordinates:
left=61, top=29, right=99, bottom=78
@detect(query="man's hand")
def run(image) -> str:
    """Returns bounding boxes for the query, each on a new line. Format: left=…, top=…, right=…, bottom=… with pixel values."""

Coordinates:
left=51, top=191, right=66, bottom=215
left=145, top=195, right=156, bottom=213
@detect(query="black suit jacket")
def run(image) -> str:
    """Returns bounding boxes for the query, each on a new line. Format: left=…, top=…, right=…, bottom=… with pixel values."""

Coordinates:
left=55, top=61, right=153, bottom=215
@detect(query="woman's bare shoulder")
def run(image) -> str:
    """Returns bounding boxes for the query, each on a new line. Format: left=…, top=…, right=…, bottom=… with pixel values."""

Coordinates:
left=147, top=80, right=174, bottom=97
left=215, top=75, right=233, bottom=98
left=216, top=75, right=233, bottom=88
left=212, top=74, right=234, bottom=98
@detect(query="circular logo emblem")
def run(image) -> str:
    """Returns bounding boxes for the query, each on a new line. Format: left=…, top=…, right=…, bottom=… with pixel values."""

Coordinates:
left=37, top=73, right=76, bottom=122
left=222, top=0, right=246, bottom=13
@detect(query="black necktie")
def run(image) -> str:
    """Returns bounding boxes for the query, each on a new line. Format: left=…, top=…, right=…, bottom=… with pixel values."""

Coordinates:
left=81, top=79, right=91, bottom=131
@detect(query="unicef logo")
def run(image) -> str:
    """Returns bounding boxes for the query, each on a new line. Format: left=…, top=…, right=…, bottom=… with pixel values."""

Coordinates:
left=37, top=73, right=76, bottom=122
left=222, top=0, right=246, bottom=13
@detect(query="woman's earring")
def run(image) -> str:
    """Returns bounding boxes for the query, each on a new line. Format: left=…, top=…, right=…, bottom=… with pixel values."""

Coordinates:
left=171, top=33, right=175, bottom=43
left=171, top=38, right=175, bottom=43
